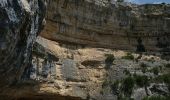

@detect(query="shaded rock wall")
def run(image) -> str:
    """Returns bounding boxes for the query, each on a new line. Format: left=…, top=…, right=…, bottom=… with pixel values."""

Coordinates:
left=0, top=0, right=46, bottom=86
left=41, top=0, right=170, bottom=52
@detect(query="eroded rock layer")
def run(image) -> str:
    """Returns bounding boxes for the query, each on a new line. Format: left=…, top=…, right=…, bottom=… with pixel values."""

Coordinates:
left=41, top=0, right=170, bottom=52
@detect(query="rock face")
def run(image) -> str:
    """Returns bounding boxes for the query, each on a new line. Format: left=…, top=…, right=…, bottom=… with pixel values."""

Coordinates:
left=0, top=0, right=170, bottom=100
left=0, top=0, right=45, bottom=87
left=41, top=0, right=170, bottom=52
left=28, top=37, right=169, bottom=100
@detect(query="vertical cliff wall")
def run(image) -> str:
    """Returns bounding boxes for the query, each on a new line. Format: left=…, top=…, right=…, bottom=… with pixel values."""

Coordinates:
left=41, top=0, right=170, bottom=52
left=0, top=0, right=46, bottom=86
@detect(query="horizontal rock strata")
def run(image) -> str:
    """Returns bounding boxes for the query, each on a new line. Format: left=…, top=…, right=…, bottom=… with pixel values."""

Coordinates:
left=41, top=0, right=170, bottom=52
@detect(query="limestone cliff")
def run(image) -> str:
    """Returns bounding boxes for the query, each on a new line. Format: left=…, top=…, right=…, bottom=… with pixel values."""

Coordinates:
left=29, top=36, right=170, bottom=100
left=41, top=0, right=170, bottom=52
left=0, top=0, right=45, bottom=91
left=0, top=0, right=170, bottom=100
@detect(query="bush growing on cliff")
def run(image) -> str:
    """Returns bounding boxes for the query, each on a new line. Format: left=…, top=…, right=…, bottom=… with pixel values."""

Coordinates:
left=105, top=54, right=115, bottom=64
left=140, top=63, right=148, bottom=73
left=122, top=52, right=134, bottom=60
left=102, top=79, right=110, bottom=88
left=123, top=69, right=131, bottom=76
left=163, top=74, right=170, bottom=91
left=121, top=76, right=135, bottom=96
left=154, top=74, right=170, bottom=83
left=134, top=75, right=149, bottom=87
left=151, top=67, right=159, bottom=75
left=105, top=54, right=115, bottom=69
left=111, top=80, right=120, bottom=95
left=143, top=96, right=169, bottom=100
left=165, top=63, right=170, bottom=68
left=153, top=73, right=170, bottom=91
left=140, top=63, right=148, bottom=68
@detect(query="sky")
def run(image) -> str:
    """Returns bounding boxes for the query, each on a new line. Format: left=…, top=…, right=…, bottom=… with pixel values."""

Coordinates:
left=127, top=0, right=170, bottom=4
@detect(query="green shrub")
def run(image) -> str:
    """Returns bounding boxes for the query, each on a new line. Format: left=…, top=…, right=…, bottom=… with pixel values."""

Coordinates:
left=160, top=74, right=170, bottom=91
left=118, top=96, right=134, bottom=100
left=105, top=54, right=115, bottom=64
left=123, top=69, right=131, bottom=75
left=142, top=67, right=147, bottom=73
left=165, top=63, right=170, bottom=68
left=143, top=96, right=169, bottom=100
left=122, top=53, right=134, bottom=60
left=111, top=80, right=120, bottom=95
left=102, top=79, right=110, bottom=88
left=121, top=76, right=135, bottom=96
left=134, top=75, right=149, bottom=87
left=154, top=74, right=170, bottom=83
left=140, top=63, right=148, bottom=73
left=140, top=63, right=148, bottom=68
left=159, top=66, right=163, bottom=71
left=152, top=67, right=159, bottom=75
left=163, top=74, right=170, bottom=84
left=154, top=73, right=170, bottom=91
left=105, top=54, right=115, bottom=69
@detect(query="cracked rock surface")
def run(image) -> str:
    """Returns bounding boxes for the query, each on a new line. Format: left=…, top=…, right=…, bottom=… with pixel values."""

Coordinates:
left=0, top=0, right=45, bottom=87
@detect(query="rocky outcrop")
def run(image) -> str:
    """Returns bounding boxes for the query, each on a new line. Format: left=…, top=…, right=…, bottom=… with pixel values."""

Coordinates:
left=0, top=0, right=45, bottom=88
left=30, top=37, right=106, bottom=100
left=27, top=37, right=170, bottom=100
left=41, top=0, right=170, bottom=52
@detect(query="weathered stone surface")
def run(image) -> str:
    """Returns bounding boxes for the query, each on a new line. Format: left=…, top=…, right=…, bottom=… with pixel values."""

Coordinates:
left=27, top=37, right=169, bottom=100
left=0, top=1, right=82, bottom=100
left=1, top=0, right=170, bottom=100
left=132, top=88, right=147, bottom=100
left=0, top=0, right=46, bottom=99
left=149, top=83, right=169, bottom=96
left=41, top=0, right=170, bottom=52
